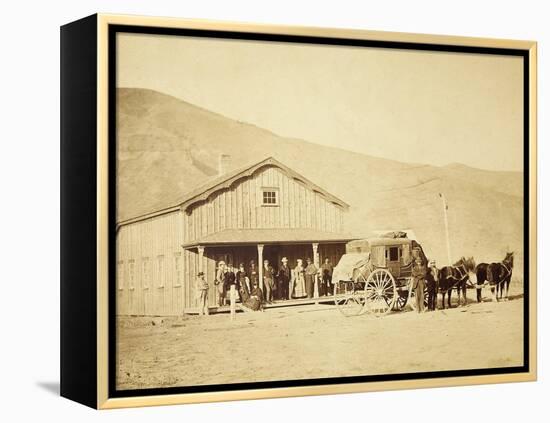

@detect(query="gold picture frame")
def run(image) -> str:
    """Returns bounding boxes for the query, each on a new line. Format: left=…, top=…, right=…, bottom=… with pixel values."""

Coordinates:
left=60, top=13, right=537, bottom=409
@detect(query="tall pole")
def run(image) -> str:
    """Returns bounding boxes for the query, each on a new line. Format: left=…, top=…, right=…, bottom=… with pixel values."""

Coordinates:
left=439, top=193, right=452, bottom=266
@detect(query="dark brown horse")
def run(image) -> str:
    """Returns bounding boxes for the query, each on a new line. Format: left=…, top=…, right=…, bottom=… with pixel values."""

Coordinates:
left=438, top=257, right=476, bottom=309
left=474, top=263, right=489, bottom=302
left=487, top=252, right=514, bottom=302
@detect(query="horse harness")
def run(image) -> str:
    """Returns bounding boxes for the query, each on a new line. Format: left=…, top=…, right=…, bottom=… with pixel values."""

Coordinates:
left=440, top=264, right=470, bottom=293
left=474, top=260, right=513, bottom=289
left=491, top=260, right=513, bottom=287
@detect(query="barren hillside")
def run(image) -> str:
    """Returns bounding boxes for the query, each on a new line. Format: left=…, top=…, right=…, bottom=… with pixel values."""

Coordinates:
left=117, top=88, right=524, bottom=269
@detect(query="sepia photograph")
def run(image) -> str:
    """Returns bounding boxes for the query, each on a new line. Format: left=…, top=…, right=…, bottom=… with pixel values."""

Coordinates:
left=113, top=29, right=527, bottom=392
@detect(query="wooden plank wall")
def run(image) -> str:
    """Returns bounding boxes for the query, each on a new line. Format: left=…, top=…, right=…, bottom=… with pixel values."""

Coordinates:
left=319, top=244, right=346, bottom=268
left=116, top=211, right=187, bottom=316
left=117, top=222, right=346, bottom=315
left=184, top=165, right=345, bottom=242
left=117, top=164, right=349, bottom=316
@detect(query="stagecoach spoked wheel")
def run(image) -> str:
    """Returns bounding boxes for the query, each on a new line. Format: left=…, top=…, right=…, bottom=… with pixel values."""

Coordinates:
left=393, top=290, right=409, bottom=310
left=364, top=269, right=397, bottom=316
left=333, top=281, right=366, bottom=317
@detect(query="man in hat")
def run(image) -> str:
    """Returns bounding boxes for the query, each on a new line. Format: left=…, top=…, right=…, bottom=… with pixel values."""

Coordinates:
left=248, top=260, right=258, bottom=288
left=412, top=258, right=427, bottom=313
left=215, top=261, right=227, bottom=306
left=277, top=257, right=291, bottom=300
left=263, top=259, right=275, bottom=304
left=304, top=257, right=318, bottom=299
left=224, top=263, right=237, bottom=297
left=320, top=258, right=334, bottom=296
left=426, top=259, right=439, bottom=311
left=195, top=271, right=209, bottom=316
left=236, top=263, right=250, bottom=302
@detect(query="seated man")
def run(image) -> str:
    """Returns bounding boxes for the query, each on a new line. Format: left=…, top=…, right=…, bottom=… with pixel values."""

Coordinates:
left=243, top=280, right=264, bottom=311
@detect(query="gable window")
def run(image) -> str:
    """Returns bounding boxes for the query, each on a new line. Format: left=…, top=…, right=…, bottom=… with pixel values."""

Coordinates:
left=261, top=188, right=279, bottom=206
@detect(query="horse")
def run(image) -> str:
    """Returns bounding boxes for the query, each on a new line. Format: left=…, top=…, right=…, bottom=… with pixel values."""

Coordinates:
left=487, top=252, right=514, bottom=302
left=438, top=256, right=476, bottom=309
left=474, top=263, right=489, bottom=302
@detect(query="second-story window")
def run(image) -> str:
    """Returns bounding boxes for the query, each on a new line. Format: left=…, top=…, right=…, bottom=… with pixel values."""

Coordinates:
left=261, top=188, right=279, bottom=206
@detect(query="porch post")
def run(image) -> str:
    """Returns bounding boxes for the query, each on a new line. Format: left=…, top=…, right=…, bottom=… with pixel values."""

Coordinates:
left=197, top=245, right=205, bottom=272
left=312, top=243, right=319, bottom=299
left=197, top=245, right=206, bottom=308
left=257, top=244, right=264, bottom=292
left=312, top=243, right=319, bottom=267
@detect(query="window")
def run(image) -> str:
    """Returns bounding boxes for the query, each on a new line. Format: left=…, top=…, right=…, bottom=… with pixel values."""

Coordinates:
left=388, top=247, right=400, bottom=262
left=174, top=252, right=182, bottom=287
left=142, top=257, right=150, bottom=289
left=117, top=261, right=124, bottom=290
left=156, top=255, right=165, bottom=288
left=128, top=260, right=135, bottom=289
left=261, top=188, right=279, bottom=206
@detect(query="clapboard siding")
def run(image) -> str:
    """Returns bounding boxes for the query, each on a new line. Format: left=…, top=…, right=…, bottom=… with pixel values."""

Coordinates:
left=185, top=165, right=344, bottom=238
left=116, top=163, right=348, bottom=316
left=116, top=211, right=185, bottom=316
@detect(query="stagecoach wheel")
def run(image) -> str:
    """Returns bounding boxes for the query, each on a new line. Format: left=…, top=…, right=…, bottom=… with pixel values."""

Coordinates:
left=393, top=290, right=409, bottom=310
left=333, top=281, right=366, bottom=317
left=364, top=269, right=397, bottom=316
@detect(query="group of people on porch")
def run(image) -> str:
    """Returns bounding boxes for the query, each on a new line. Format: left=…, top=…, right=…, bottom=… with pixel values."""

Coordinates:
left=208, top=257, right=334, bottom=311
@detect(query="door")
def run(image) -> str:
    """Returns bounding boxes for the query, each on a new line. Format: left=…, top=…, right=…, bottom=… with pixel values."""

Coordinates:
left=386, top=245, right=401, bottom=278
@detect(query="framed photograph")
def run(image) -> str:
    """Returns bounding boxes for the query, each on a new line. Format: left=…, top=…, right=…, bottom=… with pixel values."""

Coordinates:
left=60, top=14, right=537, bottom=409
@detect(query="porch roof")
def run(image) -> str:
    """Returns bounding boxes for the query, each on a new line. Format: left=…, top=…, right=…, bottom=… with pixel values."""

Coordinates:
left=182, top=228, right=356, bottom=249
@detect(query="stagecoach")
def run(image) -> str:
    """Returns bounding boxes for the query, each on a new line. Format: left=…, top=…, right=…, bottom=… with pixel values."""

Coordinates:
left=332, top=231, right=428, bottom=316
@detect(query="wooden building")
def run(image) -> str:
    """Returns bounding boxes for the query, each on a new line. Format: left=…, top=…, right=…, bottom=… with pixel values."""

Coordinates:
left=116, top=157, right=353, bottom=316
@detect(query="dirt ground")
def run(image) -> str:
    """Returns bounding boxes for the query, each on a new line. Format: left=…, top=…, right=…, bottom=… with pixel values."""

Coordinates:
left=116, top=283, right=524, bottom=390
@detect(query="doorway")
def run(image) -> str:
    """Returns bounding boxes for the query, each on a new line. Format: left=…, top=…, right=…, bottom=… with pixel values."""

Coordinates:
left=263, top=245, right=282, bottom=272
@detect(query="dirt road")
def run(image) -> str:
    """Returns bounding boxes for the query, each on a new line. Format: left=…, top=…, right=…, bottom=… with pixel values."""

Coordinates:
left=116, top=288, right=524, bottom=390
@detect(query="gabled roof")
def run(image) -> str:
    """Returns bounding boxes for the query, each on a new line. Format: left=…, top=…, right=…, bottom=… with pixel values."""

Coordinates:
left=178, top=156, right=349, bottom=213
left=117, top=156, right=349, bottom=227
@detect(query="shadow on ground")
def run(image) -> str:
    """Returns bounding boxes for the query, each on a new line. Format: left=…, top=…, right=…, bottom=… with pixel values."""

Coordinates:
left=36, top=381, right=59, bottom=396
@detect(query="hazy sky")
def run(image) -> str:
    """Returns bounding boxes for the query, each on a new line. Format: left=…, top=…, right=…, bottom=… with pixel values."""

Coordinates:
left=117, top=33, right=524, bottom=172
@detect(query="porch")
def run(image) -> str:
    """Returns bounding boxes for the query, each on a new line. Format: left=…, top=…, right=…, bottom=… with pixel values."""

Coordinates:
left=181, top=228, right=354, bottom=310
left=183, top=295, right=337, bottom=315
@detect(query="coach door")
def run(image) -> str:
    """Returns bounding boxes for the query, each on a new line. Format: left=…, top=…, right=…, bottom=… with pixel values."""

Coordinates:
left=386, top=245, right=401, bottom=278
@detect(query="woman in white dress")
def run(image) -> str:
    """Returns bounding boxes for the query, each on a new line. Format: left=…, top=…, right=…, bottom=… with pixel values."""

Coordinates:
left=291, top=259, right=306, bottom=298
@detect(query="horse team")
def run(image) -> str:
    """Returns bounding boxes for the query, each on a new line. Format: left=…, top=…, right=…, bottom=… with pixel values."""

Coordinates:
left=432, top=252, right=515, bottom=309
